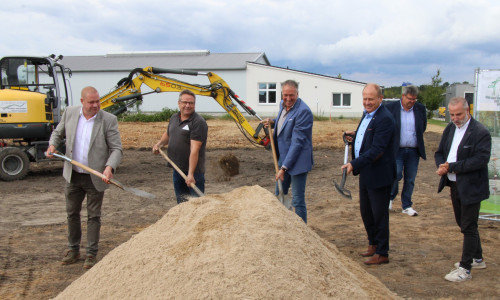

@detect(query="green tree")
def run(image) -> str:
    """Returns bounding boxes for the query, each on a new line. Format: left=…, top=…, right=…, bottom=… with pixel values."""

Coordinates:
left=382, top=86, right=402, bottom=99
left=419, top=69, right=445, bottom=118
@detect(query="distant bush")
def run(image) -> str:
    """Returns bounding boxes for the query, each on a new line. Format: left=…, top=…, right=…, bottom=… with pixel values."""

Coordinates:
left=313, top=115, right=330, bottom=121
left=200, top=114, right=215, bottom=120
left=118, top=108, right=178, bottom=122
left=220, top=113, right=235, bottom=120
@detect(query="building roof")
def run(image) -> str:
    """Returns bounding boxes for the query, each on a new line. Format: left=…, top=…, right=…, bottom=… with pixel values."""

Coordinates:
left=62, top=51, right=270, bottom=72
left=247, top=62, right=366, bottom=85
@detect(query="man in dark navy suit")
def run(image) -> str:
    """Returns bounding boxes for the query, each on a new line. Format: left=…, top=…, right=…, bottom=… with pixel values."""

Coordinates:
left=342, top=83, right=396, bottom=265
left=386, top=85, right=427, bottom=216
left=435, top=96, right=491, bottom=282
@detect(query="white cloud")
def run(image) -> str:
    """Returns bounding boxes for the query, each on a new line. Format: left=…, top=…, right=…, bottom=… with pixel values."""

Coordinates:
left=1, top=0, right=499, bottom=86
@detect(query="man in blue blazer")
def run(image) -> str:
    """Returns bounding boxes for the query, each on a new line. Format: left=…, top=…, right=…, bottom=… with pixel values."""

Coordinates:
left=435, top=96, right=491, bottom=282
left=47, top=86, right=123, bottom=269
left=342, top=83, right=396, bottom=265
left=265, top=80, right=313, bottom=223
left=386, top=85, right=427, bottom=216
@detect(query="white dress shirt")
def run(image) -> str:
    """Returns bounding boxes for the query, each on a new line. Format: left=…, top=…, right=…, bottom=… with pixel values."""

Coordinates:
left=72, top=109, right=96, bottom=173
left=446, top=117, right=471, bottom=182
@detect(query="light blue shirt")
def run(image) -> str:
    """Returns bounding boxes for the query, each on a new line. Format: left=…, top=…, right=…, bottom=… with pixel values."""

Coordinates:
left=400, top=103, right=417, bottom=148
left=354, top=108, right=378, bottom=158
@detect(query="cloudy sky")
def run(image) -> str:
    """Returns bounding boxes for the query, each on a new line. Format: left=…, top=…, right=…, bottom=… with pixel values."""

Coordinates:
left=2, top=0, right=499, bottom=87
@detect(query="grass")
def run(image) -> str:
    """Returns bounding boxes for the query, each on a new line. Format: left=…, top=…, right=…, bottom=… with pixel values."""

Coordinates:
left=428, top=118, right=447, bottom=127
left=481, top=194, right=500, bottom=214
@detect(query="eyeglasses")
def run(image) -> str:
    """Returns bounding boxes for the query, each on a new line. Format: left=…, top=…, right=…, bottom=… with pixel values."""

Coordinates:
left=405, top=95, right=417, bottom=101
left=179, top=101, right=195, bottom=106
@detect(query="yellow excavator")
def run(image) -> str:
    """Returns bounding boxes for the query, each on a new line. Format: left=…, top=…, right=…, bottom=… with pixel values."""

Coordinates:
left=0, top=58, right=269, bottom=181
left=0, top=54, right=70, bottom=181
left=99, top=66, right=270, bottom=147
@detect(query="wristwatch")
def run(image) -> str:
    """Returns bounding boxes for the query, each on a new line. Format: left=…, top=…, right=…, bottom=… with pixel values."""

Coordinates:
left=280, top=166, right=288, bottom=172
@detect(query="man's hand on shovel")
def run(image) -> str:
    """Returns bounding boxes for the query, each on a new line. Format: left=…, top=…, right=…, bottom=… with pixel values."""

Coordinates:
left=341, top=163, right=353, bottom=175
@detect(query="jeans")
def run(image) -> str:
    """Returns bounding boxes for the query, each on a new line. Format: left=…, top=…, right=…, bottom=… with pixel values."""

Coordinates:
left=172, top=170, right=205, bottom=204
left=276, top=171, right=308, bottom=223
left=65, top=171, right=104, bottom=257
left=390, top=148, right=420, bottom=209
left=450, top=182, right=483, bottom=271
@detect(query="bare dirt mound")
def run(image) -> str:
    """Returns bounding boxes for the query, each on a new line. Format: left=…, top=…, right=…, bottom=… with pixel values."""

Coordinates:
left=54, top=186, right=398, bottom=300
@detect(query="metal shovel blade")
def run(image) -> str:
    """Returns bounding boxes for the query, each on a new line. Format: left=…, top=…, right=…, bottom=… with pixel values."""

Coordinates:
left=111, top=179, right=157, bottom=199
left=277, top=179, right=285, bottom=204
left=334, top=168, right=352, bottom=199
left=334, top=136, right=352, bottom=200
left=277, top=179, right=293, bottom=210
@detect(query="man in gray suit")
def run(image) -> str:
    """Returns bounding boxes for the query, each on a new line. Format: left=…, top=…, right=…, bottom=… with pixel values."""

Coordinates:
left=46, top=86, right=122, bottom=269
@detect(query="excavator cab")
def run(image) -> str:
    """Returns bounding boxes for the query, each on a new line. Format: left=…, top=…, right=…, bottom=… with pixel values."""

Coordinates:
left=0, top=55, right=70, bottom=181
left=0, top=55, right=70, bottom=141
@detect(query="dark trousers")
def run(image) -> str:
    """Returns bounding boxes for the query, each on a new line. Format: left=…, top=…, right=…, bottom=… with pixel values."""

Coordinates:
left=450, top=182, right=483, bottom=270
left=359, top=182, right=391, bottom=256
left=65, top=171, right=104, bottom=257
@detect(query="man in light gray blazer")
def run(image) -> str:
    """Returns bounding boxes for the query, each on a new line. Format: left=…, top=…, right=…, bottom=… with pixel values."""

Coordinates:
left=47, top=86, right=122, bottom=269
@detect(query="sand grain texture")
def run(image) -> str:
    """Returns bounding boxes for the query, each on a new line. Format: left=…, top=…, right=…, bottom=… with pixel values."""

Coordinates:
left=54, top=186, right=398, bottom=300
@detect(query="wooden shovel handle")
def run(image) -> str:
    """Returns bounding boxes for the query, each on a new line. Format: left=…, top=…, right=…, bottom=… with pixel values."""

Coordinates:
left=51, top=152, right=121, bottom=189
left=70, top=159, right=108, bottom=180
left=158, top=148, right=204, bottom=197
left=269, top=126, right=280, bottom=173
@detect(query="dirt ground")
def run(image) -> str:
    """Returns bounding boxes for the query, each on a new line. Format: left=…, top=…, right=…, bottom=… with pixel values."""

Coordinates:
left=1, top=119, right=499, bottom=299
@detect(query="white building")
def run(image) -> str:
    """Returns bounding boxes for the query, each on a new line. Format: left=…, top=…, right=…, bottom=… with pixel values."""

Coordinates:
left=62, top=51, right=366, bottom=118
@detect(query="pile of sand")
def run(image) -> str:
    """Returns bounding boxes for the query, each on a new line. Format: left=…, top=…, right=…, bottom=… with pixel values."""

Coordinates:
left=54, top=186, right=398, bottom=300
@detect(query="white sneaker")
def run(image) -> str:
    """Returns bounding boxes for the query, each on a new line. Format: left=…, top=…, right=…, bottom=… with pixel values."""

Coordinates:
left=445, top=267, right=472, bottom=282
left=388, top=200, right=393, bottom=210
left=454, top=259, right=487, bottom=269
left=402, top=207, right=418, bottom=216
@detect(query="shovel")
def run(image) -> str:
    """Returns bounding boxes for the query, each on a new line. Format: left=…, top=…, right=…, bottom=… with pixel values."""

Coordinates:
left=50, top=152, right=156, bottom=199
left=269, top=126, right=292, bottom=210
left=157, top=148, right=205, bottom=197
left=333, top=133, right=352, bottom=199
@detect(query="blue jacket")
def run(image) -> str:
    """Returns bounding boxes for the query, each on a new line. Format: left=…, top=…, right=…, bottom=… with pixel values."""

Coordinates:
left=273, top=98, right=314, bottom=175
left=435, top=117, right=491, bottom=205
left=351, top=104, right=396, bottom=189
left=386, top=100, right=427, bottom=160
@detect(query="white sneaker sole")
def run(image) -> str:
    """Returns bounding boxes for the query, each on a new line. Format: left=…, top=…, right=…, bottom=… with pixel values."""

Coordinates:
left=454, top=262, right=486, bottom=269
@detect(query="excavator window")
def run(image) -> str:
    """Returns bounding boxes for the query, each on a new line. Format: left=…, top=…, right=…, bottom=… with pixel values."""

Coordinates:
left=0, top=58, right=56, bottom=93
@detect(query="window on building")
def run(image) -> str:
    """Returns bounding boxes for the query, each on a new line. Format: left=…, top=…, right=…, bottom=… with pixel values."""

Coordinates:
left=464, top=92, right=474, bottom=105
left=332, top=93, right=351, bottom=107
left=259, top=83, right=277, bottom=104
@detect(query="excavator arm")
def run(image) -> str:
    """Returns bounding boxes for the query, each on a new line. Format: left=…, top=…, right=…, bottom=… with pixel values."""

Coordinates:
left=99, top=67, right=269, bottom=147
